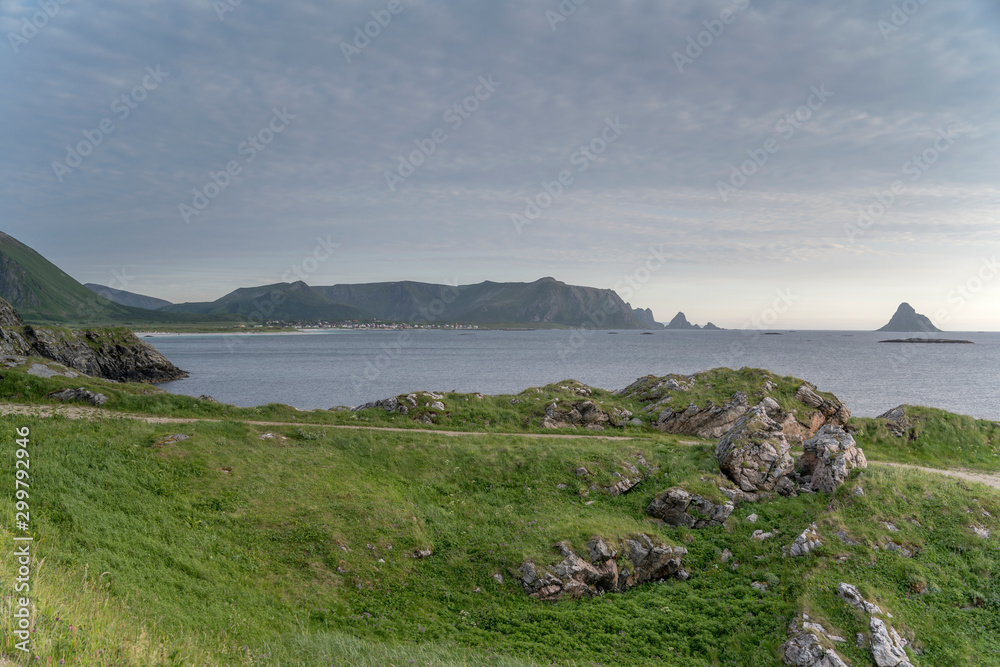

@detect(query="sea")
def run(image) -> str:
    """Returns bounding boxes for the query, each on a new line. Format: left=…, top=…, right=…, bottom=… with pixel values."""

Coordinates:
left=147, top=329, right=1000, bottom=421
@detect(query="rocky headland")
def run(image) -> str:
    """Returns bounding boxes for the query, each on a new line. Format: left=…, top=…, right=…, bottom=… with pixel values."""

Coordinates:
left=0, top=298, right=186, bottom=383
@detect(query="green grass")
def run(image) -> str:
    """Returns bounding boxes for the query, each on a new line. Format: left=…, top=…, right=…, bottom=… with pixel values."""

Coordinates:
left=852, top=405, right=1000, bottom=472
left=0, top=406, right=998, bottom=665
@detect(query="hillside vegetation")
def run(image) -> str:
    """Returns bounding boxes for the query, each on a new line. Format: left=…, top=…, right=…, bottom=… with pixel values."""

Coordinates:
left=1, top=361, right=999, bottom=665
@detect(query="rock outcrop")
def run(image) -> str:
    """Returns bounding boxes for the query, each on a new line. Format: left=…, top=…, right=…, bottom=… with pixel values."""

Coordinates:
left=798, top=425, right=867, bottom=493
left=518, top=535, right=688, bottom=601
left=618, top=372, right=850, bottom=444
left=46, top=387, right=108, bottom=406
left=877, top=406, right=911, bottom=437
left=836, top=583, right=915, bottom=667
left=786, top=524, right=823, bottom=557
left=0, top=298, right=187, bottom=383
left=542, top=400, right=631, bottom=430
left=782, top=615, right=849, bottom=667
left=656, top=391, right=750, bottom=439
left=646, top=487, right=734, bottom=528
left=715, top=407, right=795, bottom=493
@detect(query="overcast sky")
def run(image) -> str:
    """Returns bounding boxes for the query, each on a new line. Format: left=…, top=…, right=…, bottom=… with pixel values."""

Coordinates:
left=2, top=0, right=998, bottom=329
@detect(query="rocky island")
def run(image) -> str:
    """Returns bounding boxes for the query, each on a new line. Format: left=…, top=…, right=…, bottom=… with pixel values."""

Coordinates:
left=876, top=302, right=942, bottom=332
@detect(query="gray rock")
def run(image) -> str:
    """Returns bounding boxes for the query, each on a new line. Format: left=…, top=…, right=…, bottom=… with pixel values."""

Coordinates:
left=870, top=617, right=913, bottom=667
left=782, top=616, right=850, bottom=667
left=787, top=524, right=822, bottom=557
left=798, top=425, right=867, bottom=493
left=656, top=391, right=750, bottom=439
left=27, top=362, right=79, bottom=378
left=429, top=401, right=446, bottom=411
left=752, top=530, right=774, bottom=541
left=837, top=583, right=883, bottom=615
left=716, top=407, right=794, bottom=493
left=646, top=487, right=734, bottom=528
left=795, top=385, right=851, bottom=426
left=746, top=513, right=759, bottom=523
left=518, top=534, right=686, bottom=601
left=629, top=417, right=644, bottom=426
left=352, top=397, right=399, bottom=412
left=46, top=387, right=108, bottom=406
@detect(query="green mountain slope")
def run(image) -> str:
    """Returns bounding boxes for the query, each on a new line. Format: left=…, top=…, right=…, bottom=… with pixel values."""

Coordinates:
left=0, top=232, right=235, bottom=325
left=315, top=277, right=658, bottom=327
left=163, top=281, right=374, bottom=322
left=85, top=283, right=173, bottom=310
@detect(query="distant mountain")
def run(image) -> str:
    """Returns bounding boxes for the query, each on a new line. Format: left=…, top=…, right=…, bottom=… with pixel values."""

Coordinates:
left=0, top=231, right=221, bottom=325
left=664, top=312, right=723, bottom=330
left=85, top=283, right=173, bottom=310
left=313, top=277, right=658, bottom=328
left=161, top=281, right=373, bottom=322
left=876, top=303, right=942, bottom=333
left=629, top=306, right=662, bottom=329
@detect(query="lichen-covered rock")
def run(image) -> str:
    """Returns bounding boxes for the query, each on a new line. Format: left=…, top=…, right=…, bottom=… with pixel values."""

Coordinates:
left=782, top=616, right=849, bottom=667
left=518, top=535, right=687, bottom=601
left=782, top=615, right=849, bottom=667
left=837, top=583, right=884, bottom=615
left=787, top=524, right=823, bottom=557
left=655, top=391, right=750, bottom=439
left=795, top=384, right=851, bottom=428
left=46, top=387, right=108, bottom=406
left=870, top=617, right=913, bottom=667
left=542, top=400, right=613, bottom=430
left=798, top=425, right=868, bottom=493
left=352, top=396, right=399, bottom=412
left=602, top=453, right=656, bottom=496
left=716, top=407, right=794, bottom=493
left=646, top=487, right=733, bottom=528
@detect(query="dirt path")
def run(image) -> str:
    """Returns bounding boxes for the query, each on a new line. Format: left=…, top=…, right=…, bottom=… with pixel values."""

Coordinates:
left=0, top=402, right=638, bottom=441
left=870, top=460, right=1000, bottom=491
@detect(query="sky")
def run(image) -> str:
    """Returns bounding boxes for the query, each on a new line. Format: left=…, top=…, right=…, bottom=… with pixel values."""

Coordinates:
left=2, top=0, right=999, bottom=329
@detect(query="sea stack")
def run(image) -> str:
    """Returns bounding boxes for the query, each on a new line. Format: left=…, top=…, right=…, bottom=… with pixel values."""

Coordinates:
left=876, top=303, right=942, bottom=333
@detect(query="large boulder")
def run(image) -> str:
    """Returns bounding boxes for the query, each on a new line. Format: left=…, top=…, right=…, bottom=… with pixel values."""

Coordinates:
left=646, top=487, right=733, bottom=528
left=798, top=425, right=867, bottom=493
left=518, top=535, right=687, bottom=601
left=716, top=407, right=794, bottom=493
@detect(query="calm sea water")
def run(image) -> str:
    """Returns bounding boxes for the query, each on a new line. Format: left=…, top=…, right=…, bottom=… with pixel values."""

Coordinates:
left=148, top=329, right=1000, bottom=420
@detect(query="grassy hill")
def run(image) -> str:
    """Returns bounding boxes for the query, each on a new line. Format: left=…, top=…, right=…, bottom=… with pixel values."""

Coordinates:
left=162, top=281, right=374, bottom=322
left=84, top=283, right=173, bottom=310
left=0, top=232, right=236, bottom=326
left=1, top=361, right=998, bottom=665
